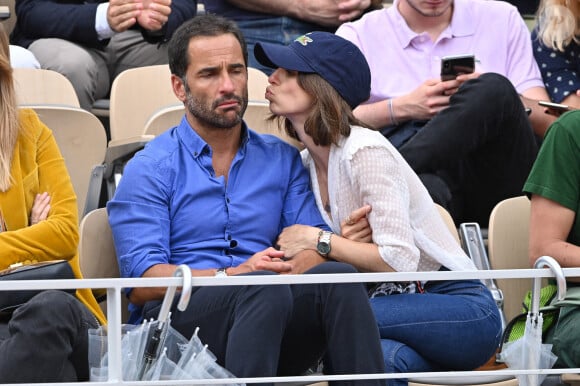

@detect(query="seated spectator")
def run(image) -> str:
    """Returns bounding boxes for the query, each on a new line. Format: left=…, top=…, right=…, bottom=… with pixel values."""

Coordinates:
left=9, top=44, right=39, bottom=68
left=259, top=31, right=502, bottom=386
left=204, top=0, right=382, bottom=74
left=106, top=14, right=386, bottom=384
left=335, top=0, right=555, bottom=226
left=10, top=0, right=197, bottom=110
left=532, top=0, right=580, bottom=110
left=0, top=23, right=106, bottom=382
left=524, top=110, right=580, bottom=368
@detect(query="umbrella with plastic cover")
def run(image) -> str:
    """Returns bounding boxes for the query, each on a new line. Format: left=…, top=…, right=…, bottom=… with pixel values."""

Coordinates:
left=500, top=256, right=566, bottom=386
left=88, top=265, right=243, bottom=384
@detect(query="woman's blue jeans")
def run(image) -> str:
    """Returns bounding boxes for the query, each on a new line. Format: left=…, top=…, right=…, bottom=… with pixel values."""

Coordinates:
left=370, top=279, right=502, bottom=386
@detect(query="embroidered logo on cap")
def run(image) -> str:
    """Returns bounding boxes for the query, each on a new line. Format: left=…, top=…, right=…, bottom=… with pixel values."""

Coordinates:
left=294, top=34, right=313, bottom=46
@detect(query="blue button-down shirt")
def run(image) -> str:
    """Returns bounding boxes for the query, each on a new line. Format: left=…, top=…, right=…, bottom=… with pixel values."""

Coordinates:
left=107, top=116, right=328, bottom=319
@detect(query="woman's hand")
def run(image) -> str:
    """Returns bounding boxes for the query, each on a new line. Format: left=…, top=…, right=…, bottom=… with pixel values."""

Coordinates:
left=277, top=224, right=320, bottom=258
left=341, top=205, right=372, bottom=242
left=29, top=192, right=51, bottom=225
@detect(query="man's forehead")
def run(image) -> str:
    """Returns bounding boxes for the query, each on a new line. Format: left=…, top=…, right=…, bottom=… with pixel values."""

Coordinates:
left=188, top=34, right=243, bottom=60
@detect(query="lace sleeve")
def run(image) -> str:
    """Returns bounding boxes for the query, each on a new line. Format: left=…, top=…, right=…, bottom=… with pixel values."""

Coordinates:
left=349, top=145, right=422, bottom=272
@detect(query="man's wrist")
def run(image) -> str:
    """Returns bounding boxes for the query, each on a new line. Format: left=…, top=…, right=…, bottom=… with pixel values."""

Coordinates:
left=214, top=267, right=228, bottom=277
left=96, top=3, right=115, bottom=39
left=387, top=98, right=398, bottom=126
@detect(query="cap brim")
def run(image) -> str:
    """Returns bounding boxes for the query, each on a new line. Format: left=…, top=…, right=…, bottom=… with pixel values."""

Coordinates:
left=254, top=42, right=314, bottom=73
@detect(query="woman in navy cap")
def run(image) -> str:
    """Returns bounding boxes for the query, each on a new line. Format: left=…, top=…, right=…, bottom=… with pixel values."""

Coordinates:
left=262, top=32, right=502, bottom=386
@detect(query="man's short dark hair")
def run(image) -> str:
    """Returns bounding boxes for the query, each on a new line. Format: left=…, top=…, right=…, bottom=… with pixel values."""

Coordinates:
left=168, top=14, right=248, bottom=78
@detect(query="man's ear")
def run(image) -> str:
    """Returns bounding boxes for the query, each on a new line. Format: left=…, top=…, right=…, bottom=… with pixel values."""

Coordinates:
left=171, top=74, right=186, bottom=102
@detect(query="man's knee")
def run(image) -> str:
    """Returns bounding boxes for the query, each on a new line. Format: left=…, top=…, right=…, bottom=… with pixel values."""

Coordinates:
left=308, top=261, right=358, bottom=275
left=16, top=290, right=86, bottom=324
left=242, top=282, right=294, bottom=318
left=469, top=72, right=520, bottom=104
left=24, top=290, right=76, bottom=309
left=417, top=174, right=452, bottom=208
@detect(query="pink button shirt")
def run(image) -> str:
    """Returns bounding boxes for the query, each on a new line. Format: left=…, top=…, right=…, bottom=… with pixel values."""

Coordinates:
left=336, top=0, right=543, bottom=104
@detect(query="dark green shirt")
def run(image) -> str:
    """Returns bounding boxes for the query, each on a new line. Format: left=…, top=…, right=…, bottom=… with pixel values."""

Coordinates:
left=524, top=110, right=580, bottom=246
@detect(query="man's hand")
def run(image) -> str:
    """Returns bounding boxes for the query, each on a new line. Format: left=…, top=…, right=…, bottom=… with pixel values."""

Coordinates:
left=107, top=0, right=143, bottom=32
left=341, top=204, right=372, bottom=242
left=445, top=72, right=480, bottom=96
left=137, top=0, right=171, bottom=31
left=396, top=74, right=480, bottom=121
left=336, top=0, right=372, bottom=23
left=284, top=249, right=327, bottom=274
left=29, top=192, right=51, bottom=225
left=233, top=247, right=293, bottom=274
left=294, top=0, right=370, bottom=27
left=396, top=79, right=452, bottom=121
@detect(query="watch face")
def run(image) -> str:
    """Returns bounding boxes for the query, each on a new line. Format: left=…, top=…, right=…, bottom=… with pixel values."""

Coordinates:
left=317, top=242, right=331, bottom=255
left=215, top=268, right=227, bottom=277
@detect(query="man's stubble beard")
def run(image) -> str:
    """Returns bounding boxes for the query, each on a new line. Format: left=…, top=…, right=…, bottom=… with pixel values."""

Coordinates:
left=184, top=83, right=249, bottom=130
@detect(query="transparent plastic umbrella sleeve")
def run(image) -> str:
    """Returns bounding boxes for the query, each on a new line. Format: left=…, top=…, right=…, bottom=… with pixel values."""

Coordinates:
left=500, top=256, right=566, bottom=386
left=137, top=264, right=192, bottom=379
left=89, top=265, right=191, bottom=381
left=89, top=264, right=244, bottom=384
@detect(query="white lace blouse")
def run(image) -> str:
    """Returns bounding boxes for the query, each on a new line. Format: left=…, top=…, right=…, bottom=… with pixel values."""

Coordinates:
left=301, top=126, right=476, bottom=272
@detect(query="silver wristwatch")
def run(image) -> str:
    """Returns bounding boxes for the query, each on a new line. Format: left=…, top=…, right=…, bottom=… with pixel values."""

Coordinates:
left=316, top=230, right=332, bottom=257
left=215, top=267, right=228, bottom=277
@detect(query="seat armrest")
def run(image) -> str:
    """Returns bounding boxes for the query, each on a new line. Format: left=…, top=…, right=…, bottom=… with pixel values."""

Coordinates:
left=459, top=222, right=507, bottom=331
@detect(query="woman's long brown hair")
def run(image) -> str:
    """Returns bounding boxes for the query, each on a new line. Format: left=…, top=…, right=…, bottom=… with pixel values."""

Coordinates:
left=0, top=23, right=19, bottom=191
left=275, top=72, right=367, bottom=146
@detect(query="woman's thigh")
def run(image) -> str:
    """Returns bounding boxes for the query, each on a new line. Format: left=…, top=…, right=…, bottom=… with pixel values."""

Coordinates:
left=371, top=279, right=502, bottom=369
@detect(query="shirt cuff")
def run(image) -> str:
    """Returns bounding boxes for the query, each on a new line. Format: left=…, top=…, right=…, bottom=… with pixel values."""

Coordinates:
left=96, top=3, right=115, bottom=40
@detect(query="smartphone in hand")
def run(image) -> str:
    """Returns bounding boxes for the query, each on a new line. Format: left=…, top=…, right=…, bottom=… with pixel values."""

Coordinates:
left=441, top=54, right=475, bottom=81
left=538, top=100, right=570, bottom=113
left=0, top=6, right=9, bottom=21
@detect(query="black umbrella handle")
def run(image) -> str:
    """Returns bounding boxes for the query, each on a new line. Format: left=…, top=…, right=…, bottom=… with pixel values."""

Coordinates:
left=138, top=325, right=164, bottom=380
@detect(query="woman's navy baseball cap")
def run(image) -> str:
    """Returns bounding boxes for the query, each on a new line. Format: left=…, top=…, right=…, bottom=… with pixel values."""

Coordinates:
left=254, top=31, right=371, bottom=109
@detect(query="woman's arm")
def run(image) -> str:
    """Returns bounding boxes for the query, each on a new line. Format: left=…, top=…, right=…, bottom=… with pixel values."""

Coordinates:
left=278, top=145, right=420, bottom=272
left=277, top=223, right=392, bottom=272
left=0, top=114, right=79, bottom=267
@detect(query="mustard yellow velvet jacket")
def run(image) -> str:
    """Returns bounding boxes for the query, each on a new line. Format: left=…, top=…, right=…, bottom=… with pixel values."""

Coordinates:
left=0, top=109, right=106, bottom=325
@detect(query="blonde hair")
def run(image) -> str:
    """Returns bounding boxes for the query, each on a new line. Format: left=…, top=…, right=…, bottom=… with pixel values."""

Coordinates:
left=0, top=23, right=19, bottom=191
left=536, top=0, right=580, bottom=51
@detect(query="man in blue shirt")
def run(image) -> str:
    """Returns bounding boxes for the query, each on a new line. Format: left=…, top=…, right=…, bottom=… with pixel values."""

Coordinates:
left=107, top=14, right=386, bottom=385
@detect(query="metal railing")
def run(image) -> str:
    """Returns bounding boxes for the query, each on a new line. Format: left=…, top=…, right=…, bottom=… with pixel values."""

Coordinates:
left=1, top=267, right=580, bottom=386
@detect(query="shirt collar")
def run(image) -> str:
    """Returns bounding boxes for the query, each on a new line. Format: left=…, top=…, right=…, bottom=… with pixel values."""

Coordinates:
left=447, top=0, right=475, bottom=38
left=176, top=115, right=250, bottom=158
left=391, top=0, right=475, bottom=48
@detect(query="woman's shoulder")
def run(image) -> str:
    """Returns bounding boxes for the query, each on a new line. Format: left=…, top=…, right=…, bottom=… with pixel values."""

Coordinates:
left=340, top=125, right=395, bottom=155
left=18, top=108, right=41, bottom=124
left=17, top=108, right=49, bottom=142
